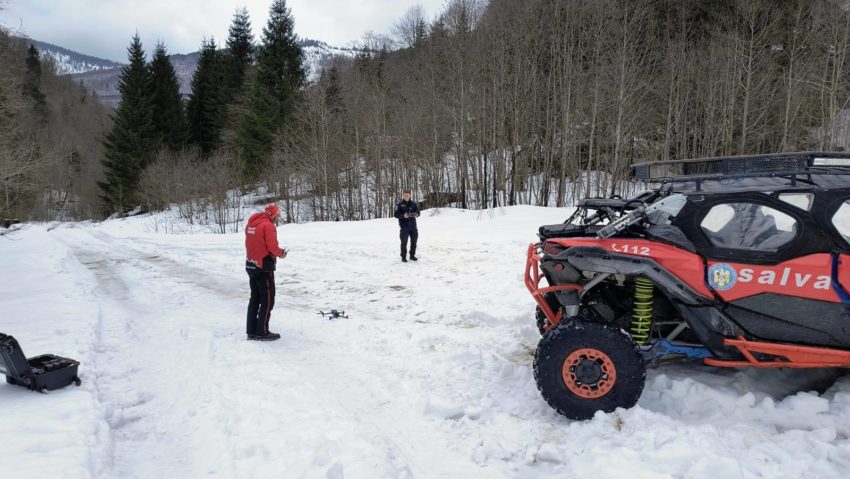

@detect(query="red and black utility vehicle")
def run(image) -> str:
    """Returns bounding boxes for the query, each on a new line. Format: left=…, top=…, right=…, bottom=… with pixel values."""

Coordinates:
left=526, top=152, right=850, bottom=419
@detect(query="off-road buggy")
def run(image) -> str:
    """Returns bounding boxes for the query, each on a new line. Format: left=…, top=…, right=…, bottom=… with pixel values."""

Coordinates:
left=526, top=152, right=850, bottom=419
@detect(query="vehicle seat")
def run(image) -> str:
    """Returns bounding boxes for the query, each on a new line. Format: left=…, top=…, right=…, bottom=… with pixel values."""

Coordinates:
left=707, top=204, right=793, bottom=250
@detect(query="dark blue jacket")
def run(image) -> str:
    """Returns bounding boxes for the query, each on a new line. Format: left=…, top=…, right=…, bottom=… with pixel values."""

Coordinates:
left=394, top=200, right=420, bottom=229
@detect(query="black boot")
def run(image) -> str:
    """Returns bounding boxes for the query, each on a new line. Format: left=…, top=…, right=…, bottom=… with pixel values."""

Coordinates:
left=401, top=256, right=408, bottom=263
left=249, top=332, right=281, bottom=341
left=409, top=255, right=418, bottom=261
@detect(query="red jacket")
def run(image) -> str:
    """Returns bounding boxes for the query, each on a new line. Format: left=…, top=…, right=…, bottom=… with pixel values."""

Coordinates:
left=245, top=212, right=283, bottom=270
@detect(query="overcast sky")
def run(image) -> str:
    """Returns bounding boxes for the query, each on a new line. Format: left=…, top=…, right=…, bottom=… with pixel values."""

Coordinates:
left=0, top=0, right=447, bottom=62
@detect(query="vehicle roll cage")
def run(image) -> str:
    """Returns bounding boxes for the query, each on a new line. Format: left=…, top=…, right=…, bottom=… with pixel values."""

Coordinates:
left=566, top=152, right=850, bottom=227
left=632, top=151, right=850, bottom=191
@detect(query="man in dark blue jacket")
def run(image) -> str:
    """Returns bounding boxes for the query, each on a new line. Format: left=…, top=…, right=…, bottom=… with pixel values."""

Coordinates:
left=394, top=190, right=420, bottom=262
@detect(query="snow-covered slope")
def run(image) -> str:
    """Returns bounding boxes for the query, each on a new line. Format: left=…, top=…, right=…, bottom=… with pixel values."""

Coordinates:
left=20, top=38, right=122, bottom=74
left=67, top=37, right=364, bottom=107
left=301, top=39, right=365, bottom=81
left=20, top=36, right=356, bottom=79
left=2, top=207, right=849, bottom=478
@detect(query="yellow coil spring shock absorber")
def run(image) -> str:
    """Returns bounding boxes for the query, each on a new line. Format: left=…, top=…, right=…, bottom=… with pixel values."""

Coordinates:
left=631, top=276, right=654, bottom=346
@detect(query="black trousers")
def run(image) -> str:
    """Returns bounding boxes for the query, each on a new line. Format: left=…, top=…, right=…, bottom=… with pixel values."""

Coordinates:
left=400, top=226, right=418, bottom=257
left=247, top=270, right=275, bottom=335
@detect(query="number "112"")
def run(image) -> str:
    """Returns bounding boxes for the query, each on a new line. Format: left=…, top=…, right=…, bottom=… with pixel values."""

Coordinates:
left=610, top=243, right=650, bottom=256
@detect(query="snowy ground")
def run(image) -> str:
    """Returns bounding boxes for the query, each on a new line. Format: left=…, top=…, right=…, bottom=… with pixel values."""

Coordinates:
left=2, top=206, right=850, bottom=479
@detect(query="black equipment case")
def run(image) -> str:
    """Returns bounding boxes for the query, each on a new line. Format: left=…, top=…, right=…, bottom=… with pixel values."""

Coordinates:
left=0, top=333, right=81, bottom=392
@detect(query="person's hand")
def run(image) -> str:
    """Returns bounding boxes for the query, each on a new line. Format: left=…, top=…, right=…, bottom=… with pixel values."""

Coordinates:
left=280, top=249, right=288, bottom=259
left=404, top=213, right=409, bottom=218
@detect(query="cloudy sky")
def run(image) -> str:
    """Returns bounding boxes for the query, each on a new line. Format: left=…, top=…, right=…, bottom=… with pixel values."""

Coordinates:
left=0, top=0, right=447, bottom=62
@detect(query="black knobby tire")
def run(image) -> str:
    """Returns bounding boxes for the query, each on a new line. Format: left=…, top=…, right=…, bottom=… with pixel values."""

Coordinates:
left=535, top=293, right=561, bottom=335
left=533, top=319, right=645, bottom=420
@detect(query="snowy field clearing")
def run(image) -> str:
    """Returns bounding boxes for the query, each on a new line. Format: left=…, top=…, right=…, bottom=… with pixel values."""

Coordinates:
left=2, top=206, right=850, bottom=478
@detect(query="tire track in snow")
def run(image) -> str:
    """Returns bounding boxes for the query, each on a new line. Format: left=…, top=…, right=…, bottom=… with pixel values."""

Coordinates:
left=57, top=229, right=422, bottom=477
left=57, top=229, right=241, bottom=477
left=65, top=246, right=152, bottom=477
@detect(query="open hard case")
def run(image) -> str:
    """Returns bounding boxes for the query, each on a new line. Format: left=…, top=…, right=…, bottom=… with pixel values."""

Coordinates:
left=0, top=333, right=81, bottom=392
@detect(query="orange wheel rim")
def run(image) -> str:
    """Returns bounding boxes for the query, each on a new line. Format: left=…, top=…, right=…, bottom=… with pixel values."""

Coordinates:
left=562, top=348, right=617, bottom=399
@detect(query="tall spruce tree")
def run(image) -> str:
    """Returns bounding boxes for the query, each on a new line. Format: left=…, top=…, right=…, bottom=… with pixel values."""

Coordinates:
left=236, top=0, right=306, bottom=179
left=149, top=43, right=187, bottom=151
left=324, top=66, right=342, bottom=114
left=98, top=34, right=158, bottom=213
left=222, top=8, right=254, bottom=98
left=186, top=38, right=223, bottom=157
left=24, top=44, right=46, bottom=107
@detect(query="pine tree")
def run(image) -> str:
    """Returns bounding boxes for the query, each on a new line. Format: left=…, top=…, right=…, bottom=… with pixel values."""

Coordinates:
left=222, top=7, right=254, bottom=99
left=186, top=38, right=223, bottom=157
left=148, top=43, right=187, bottom=151
left=429, top=17, right=449, bottom=43
left=236, top=0, right=306, bottom=179
left=413, top=18, right=427, bottom=48
left=324, top=66, right=342, bottom=114
left=24, top=44, right=46, bottom=106
left=98, top=34, right=158, bottom=213
left=256, top=0, right=306, bottom=117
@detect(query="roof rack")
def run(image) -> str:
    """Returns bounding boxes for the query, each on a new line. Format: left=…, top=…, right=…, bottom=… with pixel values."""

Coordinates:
left=632, top=152, right=850, bottom=189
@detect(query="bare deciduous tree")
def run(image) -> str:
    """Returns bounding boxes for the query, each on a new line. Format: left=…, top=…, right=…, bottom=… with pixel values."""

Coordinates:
left=392, top=4, right=428, bottom=49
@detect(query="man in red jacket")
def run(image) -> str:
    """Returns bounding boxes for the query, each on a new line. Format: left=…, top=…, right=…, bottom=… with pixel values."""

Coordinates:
left=245, top=204, right=287, bottom=341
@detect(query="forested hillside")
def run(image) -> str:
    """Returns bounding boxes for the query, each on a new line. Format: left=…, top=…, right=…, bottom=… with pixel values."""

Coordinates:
left=0, top=26, right=111, bottom=221
left=4, top=0, right=850, bottom=224
left=292, top=0, right=850, bottom=218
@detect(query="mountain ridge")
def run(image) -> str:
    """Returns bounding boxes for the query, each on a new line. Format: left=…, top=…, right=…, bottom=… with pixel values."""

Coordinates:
left=15, top=36, right=367, bottom=107
left=21, top=37, right=122, bottom=74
